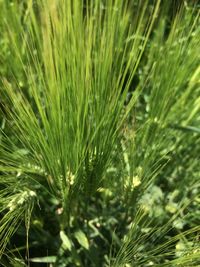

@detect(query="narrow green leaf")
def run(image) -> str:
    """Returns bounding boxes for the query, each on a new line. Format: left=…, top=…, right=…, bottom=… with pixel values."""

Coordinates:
left=29, top=256, right=56, bottom=263
left=60, top=230, right=72, bottom=251
left=74, top=230, right=89, bottom=250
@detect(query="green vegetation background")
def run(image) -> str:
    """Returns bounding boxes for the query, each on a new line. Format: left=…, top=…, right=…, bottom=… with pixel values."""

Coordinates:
left=0, top=0, right=199, bottom=266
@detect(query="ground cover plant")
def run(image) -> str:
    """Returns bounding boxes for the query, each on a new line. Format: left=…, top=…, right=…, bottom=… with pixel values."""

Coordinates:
left=0, top=0, right=200, bottom=266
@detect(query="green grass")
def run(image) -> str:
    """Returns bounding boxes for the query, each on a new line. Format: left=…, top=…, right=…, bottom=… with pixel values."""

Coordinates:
left=0, top=0, right=200, bottom=266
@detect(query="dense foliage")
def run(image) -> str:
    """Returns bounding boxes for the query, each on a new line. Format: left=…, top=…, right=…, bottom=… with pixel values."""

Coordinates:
left=0, top=0, right=199, bottom=266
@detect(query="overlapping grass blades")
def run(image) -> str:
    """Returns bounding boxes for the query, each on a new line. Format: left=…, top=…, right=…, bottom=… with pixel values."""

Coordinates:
left=109, top=4, right=200, bottom=266
left=0, top=0, right=160, bottom=256
left=0, top=0, right=199, bottom=265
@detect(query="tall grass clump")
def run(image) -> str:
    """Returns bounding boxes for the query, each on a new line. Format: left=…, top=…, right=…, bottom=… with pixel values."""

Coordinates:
left=0, top=0, right=200, bottom=266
